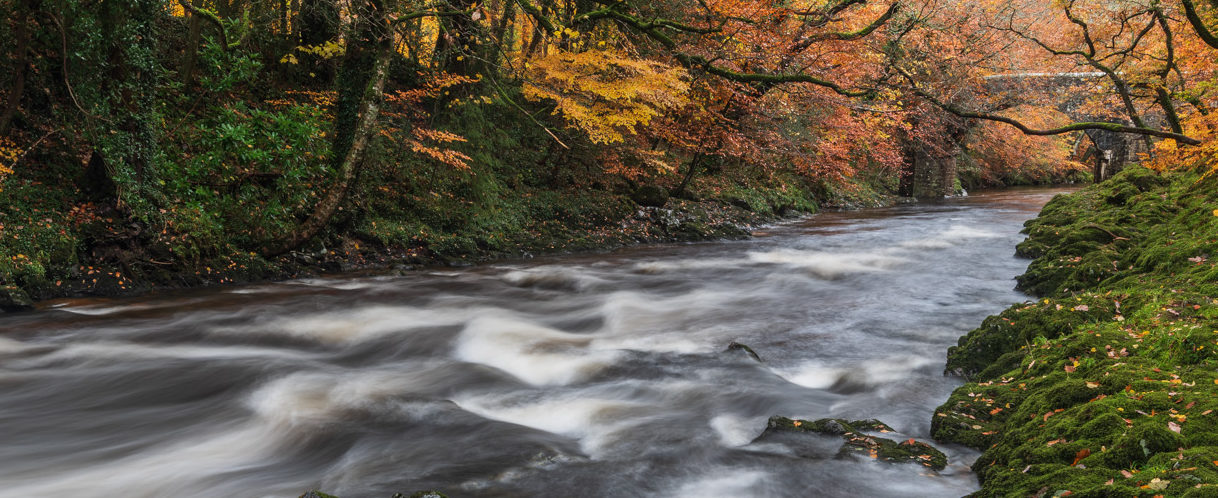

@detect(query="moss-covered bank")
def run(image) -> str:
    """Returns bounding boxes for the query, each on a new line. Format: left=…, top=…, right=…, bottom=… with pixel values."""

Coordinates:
left=0, top=166, right=831, bottom=311
left=933, top=165, right=1218, bottom=496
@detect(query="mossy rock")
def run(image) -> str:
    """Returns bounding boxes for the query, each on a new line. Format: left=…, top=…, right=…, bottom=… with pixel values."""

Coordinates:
left=763, top=416, right=946, bottom=470
left=0, top=285, right=34, bottom=312
left=631, top=185, right=669, bottom=207
left=764, top=416, right=894, bottom=436
left=841, top=436, right=948, bottom=471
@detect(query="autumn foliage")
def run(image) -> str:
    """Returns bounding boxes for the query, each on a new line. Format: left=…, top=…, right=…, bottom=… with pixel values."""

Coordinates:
left=1, top=0, right=1217, bottom=292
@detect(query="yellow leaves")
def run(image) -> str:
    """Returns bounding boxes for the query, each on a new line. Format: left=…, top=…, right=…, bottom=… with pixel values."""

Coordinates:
left=0, top=137, right=21, bottom=192
left=294, top=40, right=345, bottom=60
left=522, top=48, right=690, bottom=144
left=280, top=53, right=299, bottom=65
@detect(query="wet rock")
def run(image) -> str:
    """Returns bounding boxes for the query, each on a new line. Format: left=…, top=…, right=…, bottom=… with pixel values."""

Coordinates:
left=726, top=341, right=762, bottom=362
left=0, top=285, right=34, bottom=312
left=761, top=416, right=946, bottom=470
left=404, top=491, right=448, bottom=498
left=841, top=435, right=948, bottom=471
left=726, top=197, right=753, bottom=211
left=631, top=185, right=669, bottom=208
left=764, top=416, right=894, bottom=436
left=299, top=491, right=339, bottom=498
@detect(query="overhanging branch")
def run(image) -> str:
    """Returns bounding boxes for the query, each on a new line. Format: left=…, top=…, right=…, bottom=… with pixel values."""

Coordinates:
left=896, top=68, right=1200, bottom=145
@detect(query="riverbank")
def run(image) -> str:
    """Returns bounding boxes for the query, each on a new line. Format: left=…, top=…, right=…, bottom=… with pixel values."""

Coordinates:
left=932, top=165, right=1218, bottom=496
left=4, top=165, right=870, bottom=311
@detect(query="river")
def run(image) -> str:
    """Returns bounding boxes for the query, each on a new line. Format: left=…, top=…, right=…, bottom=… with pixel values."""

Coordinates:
left=0, top=188, right=1068, bottom=497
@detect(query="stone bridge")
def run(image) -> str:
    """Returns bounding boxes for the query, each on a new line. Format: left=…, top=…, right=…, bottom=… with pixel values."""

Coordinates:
left=901, top=72, right=1152, bottom=198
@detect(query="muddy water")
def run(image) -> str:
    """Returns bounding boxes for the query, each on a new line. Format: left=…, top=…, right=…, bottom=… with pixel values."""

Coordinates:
left=0, top=189, right=1068, bottom=497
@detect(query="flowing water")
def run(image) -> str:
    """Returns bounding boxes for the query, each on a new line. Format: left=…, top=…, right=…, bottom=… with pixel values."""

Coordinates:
left=0, top=188, right=1069, bottom=498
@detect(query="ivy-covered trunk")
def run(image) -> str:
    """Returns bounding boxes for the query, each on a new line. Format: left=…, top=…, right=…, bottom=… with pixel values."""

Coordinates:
left=264, top=0, right=392, bottom=256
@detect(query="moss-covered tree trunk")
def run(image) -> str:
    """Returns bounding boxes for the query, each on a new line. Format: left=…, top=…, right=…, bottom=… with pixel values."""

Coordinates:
left=264, top=0, right=393, bottom=257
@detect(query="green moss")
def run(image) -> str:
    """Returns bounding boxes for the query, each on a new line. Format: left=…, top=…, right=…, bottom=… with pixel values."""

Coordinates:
left=935, top=166, right=1218, bottom=496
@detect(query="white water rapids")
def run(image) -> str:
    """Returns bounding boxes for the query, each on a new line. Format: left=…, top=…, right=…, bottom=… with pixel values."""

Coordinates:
left=0, top=188, right=1068, bottom=497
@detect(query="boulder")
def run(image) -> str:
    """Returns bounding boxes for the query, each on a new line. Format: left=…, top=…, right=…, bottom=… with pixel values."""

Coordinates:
left=631, top=185, right=669, bottom=208
left=759, top=416, right=947, bottom=470
left=0, top=285, right=34, bottom=312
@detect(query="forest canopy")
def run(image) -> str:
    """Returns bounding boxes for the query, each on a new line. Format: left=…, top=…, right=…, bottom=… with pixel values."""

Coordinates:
left=1, top=0, right=1216, bottom=298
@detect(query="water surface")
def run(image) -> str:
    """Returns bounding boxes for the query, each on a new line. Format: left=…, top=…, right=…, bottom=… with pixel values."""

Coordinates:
left=0, top=188, right=1068, bottom=497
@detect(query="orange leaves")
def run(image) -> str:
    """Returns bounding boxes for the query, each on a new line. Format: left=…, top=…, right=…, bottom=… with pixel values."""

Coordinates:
left=1071, top=448, right=1091, bottom=466
left=1147, top=113, right=1218, bottom=176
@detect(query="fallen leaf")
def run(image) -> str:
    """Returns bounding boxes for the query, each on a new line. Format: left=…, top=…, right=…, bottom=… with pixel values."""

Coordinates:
left=1085, top=381, right=1100, bottom=389
left=1047, top=439, right=1066, bottom=446
left=1168, top=421, right=1181, bottom=433
left=1147, top=478, right=1169, bottom=491
left=1121, top=470, right=1134, bottom=478
left=1071, top=448, right=1091, bottom=466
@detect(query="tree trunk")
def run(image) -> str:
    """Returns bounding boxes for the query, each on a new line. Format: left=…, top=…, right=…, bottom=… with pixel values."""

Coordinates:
left=938, top=151, right=958, bottom=197
left=432, top=0, right=483, bottom=76
left=897, top=144, right=916, bottom=197
left=264, top=0, right=393, bottom=257
left=671, top=153, right=702, bottom=198
left=299, top=0, right=340, bottom=82
left=181, top=12, right=203, bottom=84
left=0, top=1, right=32, bottom=136
left=290, top=0, right=301, bottom=41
